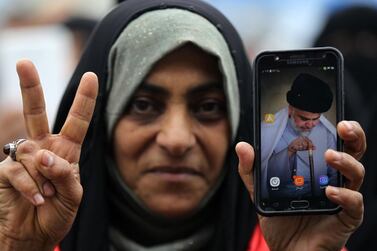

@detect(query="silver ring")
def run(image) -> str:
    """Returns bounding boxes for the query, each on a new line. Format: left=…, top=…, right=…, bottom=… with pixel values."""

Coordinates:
left=3, top=139, right=27, bottom=161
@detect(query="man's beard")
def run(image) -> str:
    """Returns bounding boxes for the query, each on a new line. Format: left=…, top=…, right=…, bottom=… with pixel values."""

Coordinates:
left=289, top=116, right=311, bottom=137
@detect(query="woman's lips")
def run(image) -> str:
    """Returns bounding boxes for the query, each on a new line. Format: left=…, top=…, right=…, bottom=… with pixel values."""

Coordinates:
left=144, top=166, right=203, bottom=181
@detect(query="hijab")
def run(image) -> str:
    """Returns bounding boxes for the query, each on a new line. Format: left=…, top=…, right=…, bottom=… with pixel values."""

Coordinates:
left=105, top=8, right=239, bottom=140
left=53, top=1, right=256, bottom=250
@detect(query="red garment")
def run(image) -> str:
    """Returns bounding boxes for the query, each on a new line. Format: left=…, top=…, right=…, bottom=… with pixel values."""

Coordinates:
left=247, top=224, right=348, bottom=251
left=247, top=224, right=270, bottom=251
left=55, top=224, right=348, bottom=251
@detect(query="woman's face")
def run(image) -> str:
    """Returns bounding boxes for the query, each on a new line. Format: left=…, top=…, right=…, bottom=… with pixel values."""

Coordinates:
left=113, top=45, right=230, bottom=218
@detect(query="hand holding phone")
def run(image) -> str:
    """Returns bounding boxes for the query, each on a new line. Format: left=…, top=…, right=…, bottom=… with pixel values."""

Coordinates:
left=235, top=47, right=365, bottom=250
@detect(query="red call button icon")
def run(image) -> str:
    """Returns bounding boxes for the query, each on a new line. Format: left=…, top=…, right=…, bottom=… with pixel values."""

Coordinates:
left=293, top=175, right=305, bottom=187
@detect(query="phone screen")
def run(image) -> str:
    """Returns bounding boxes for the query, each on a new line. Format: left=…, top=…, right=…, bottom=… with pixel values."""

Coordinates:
left=254, top=48, right=343, bottom=215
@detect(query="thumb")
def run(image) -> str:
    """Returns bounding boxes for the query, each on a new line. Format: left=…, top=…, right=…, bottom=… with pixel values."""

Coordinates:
left=235, top=142, right=255, bottom=200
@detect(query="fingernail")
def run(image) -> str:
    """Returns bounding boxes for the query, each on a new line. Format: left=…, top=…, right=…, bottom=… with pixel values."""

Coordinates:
left=42, top=152, right=54, bottom=167
left=33, top=193, right=45, bottom=205
left=342, top=121, right=353, bottom=131
left=43, top=182, right=55, bottom=197
left=327, top=186, right=340, bottom=195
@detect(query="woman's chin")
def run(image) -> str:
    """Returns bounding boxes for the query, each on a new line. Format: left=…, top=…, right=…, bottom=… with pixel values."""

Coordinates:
left=143, top=196, right=203, bottom=219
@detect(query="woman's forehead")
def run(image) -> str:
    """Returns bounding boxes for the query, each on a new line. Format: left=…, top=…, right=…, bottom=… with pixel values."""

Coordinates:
left=135, top=81, right=224, bottom=98
left=152, top=44, right=219, bottom=69
left=142, top=44, right=222, bottom=88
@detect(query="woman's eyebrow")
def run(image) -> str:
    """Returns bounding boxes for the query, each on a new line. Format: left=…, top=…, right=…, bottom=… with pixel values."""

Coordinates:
left=186, top=82, right=223, bottom=97
left=137, top=82, right=169, bottom=96
left=137, top=81, right=223, bottom=97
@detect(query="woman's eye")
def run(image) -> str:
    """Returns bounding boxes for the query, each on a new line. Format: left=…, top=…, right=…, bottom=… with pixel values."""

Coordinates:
left=200, top=101, right=220, bottom=112
left=193, top=99, right=226, bottom=120
left=129, top=97, right=161, bottom=115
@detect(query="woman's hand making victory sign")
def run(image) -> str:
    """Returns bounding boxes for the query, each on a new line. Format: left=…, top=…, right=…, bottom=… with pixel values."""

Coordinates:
left=0, top=59, right=98, bottom=251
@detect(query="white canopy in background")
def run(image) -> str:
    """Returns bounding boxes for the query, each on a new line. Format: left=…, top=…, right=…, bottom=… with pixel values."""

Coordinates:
left=0, top=25, right=74, bottom=126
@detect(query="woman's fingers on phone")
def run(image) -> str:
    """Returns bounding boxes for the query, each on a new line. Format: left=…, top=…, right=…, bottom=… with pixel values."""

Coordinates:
left=326, top=186, right=363, bottom=228
left=325, top=149, right=364, bottom=191
left=235, top=142, right=255, bottom=200
left=0, top=159, right=45, bottom=206
left=337, top=121, right=366, bottom=161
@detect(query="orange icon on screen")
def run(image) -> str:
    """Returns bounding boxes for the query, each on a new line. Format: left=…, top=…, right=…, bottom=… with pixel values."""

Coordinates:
left=293, top=176, right=304, bottom=186
left=264, top=113, right=275, bottom=123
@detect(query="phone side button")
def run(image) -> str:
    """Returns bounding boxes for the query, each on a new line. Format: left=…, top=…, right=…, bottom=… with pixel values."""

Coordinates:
left=290, top=200, right=309, bottom=209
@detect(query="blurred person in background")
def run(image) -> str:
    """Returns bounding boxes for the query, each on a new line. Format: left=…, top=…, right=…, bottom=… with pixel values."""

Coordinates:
left=314, top=5, right=377, bottom=135
left=0, top=0, right=97, bottom=162
left=63, top=16, right=97, bottom=65
left=313, top=5, right=377, bottom=251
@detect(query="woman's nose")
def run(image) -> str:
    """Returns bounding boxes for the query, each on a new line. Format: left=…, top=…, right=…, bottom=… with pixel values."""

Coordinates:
left=156, top=108, right=195, bottom=156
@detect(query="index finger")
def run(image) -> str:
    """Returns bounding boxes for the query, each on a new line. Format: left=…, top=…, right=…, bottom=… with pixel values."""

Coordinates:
left=16, top=59, right=49, bottom=139
left=337, top=121, right=366, bottom=161
left=60, top=72, right=98, bottom=144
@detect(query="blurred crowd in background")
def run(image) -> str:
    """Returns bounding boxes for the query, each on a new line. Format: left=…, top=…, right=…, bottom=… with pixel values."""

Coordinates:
left=0, top=1, right=376, bottom=244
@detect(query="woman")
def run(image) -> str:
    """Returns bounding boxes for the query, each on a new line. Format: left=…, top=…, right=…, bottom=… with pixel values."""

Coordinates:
left=0, top=0, right=365, bottom=250
left=54, top=1, right=256, bottom=250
